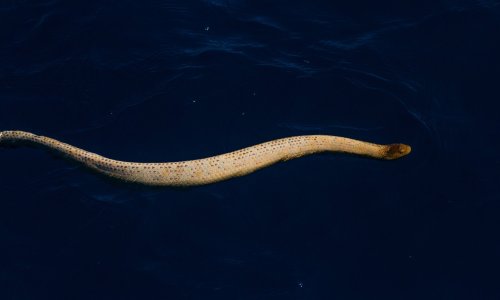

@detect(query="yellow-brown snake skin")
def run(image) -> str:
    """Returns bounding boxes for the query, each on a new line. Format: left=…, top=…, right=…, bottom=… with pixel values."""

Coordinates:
left=0, top=130, right=411, bottom=186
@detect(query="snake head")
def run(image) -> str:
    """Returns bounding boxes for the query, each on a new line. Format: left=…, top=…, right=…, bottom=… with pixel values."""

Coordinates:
left=383, top=143, right=412, bottom=160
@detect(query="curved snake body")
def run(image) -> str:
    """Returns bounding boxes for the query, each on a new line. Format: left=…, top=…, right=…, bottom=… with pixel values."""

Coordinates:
left=0, top=131, right=411, bottom=186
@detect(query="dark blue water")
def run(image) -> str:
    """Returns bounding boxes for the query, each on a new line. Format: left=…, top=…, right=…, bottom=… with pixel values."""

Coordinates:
left=1, top=1, right=500, bottom=299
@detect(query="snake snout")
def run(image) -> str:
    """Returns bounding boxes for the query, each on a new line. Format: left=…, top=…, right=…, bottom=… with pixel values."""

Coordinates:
left=384, top=143, right=412, bottom=160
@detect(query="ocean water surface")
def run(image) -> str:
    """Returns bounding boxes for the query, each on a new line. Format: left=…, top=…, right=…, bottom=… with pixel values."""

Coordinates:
left=1, top=0, right=500, bottom=299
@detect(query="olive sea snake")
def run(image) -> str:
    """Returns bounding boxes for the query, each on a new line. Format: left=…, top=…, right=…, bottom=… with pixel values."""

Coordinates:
left=0, top=130, right=411, bottom=186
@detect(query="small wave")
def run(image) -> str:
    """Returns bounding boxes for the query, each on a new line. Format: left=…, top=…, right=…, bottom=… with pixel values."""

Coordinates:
left=332, top=65, right=421, bottom=93
left=148, top=0, right=191, bottom=13
left=246, top=16, right=284, bottom=31
left=319, top=19, right=418, bottom=51
left=320, top=32, right=377, bottom=50
left=0, top=0, right=59, bottom=11
left=446, top=0, right=500, bottom=11
left=257, top=58, right=319, bottom=76
left=202, top=0, right=245, bottom=10
left=178, top=37, right=265, bottom=58
left=278, top=122, right=384, bottom=132
left=30, top=12, right=54, bottom=32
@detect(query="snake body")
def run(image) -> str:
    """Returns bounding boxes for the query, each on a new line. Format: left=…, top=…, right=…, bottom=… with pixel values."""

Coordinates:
left=0, top=130, right=411, bottom=186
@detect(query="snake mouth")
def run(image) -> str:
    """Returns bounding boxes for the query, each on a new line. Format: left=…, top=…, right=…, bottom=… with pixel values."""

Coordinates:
left=384, top=143, right=412, bottom=160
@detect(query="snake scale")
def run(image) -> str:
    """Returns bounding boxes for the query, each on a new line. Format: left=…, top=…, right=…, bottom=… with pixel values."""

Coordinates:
left=0, top=130, right=411, bottom=186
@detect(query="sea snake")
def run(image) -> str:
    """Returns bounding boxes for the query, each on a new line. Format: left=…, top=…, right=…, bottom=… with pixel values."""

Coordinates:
left=0, top=130, right=411, bottom=186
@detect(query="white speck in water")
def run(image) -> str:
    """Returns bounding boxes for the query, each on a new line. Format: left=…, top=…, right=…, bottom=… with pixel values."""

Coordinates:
left=252, top=91, right=256, bottom=96
left=303, top=59, right=310, bottom=64
left=192, top=99, right=198, bottom=103
left=298, top=281, right=304, bottom=288
left=204, top=26, right=210, bottom=31
left=241, top=112, right=246, bottom=116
